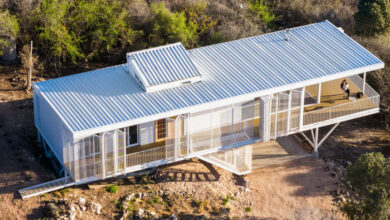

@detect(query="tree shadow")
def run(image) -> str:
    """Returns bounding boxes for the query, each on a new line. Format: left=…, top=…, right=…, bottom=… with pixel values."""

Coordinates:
left=281, top=158, right=338, bottom=197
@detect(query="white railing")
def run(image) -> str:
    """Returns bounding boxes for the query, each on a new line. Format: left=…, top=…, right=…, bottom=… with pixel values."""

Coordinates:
left=189, top=120, right=254, bottom=154
left=303, top=95, right=380, bottom=126
left=348, top=75, right=380, bottom=98
left=126, top=144, right=175, bottom=168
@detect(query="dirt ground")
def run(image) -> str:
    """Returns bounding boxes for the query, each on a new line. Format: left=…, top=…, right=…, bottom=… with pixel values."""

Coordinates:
left=0, top=65, right=389, bottom=219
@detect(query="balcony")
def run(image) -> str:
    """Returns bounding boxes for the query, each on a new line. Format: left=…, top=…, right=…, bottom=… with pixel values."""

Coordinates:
left=268, top=74, right=380, bottom=138
left=302, top=75, right=380, bottom=129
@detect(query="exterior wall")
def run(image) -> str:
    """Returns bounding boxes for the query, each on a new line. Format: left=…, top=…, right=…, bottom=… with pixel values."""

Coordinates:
left=34, top=87, right=68, bottom=164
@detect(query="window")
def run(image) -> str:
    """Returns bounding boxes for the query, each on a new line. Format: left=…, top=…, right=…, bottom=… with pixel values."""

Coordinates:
left=127, top=125, right=138, bottom=147
left=155, top=119, right=166, bottom=141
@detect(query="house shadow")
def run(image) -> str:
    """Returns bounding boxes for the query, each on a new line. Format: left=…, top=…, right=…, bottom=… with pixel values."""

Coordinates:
left=155, top=159, right=221, bottom=183
left=0, top=99, right=57, bottom=198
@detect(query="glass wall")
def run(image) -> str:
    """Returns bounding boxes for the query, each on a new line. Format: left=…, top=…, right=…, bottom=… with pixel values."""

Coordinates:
left=201, top=144, right=252, bottom=174
left=189, top=100, right=255, bottom=154
left=269, top=88, right=304, bottom=139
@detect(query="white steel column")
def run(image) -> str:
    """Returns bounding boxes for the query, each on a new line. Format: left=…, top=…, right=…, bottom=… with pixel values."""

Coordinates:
left=123, top=130, right=127, bottom=173
left=113, top=130, right=118, bottom=176
left=37, top=130, right=41, bottom=143
left=210, top=110, right=213, bottom=149
left=313, top=127, right=319, bottom=158
left=299, top=88, right=305, bottom=130
left=362, top=72, right=367, bottom=93
left=286, top=90, right=292, bottom=134
left=317, top=83, right=322, bottom=104
left=274, top=94, right=278, bottom=139
left=101, top=134, right=106, bottom=179
left=175, top=117, right=179, bottom=159
left=186, top=113, right=190, bottom=158
left=260, top=96, right=272, bottom=142
left=73, top=140, right=79, bottom=181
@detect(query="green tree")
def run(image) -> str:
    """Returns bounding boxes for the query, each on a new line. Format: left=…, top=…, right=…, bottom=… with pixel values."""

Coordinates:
left=0, top=10, right=19, bottom=55
left=247, top=0, right=278, bottom=28
left=355, top=0, right=390, bottom=36
left=68, top=0, right=142, bottom=60
left=150, top=2, right=198, bottom=47
left=33, top=0, right=82, bottom=72
left=343, top=152, right=390, bottom=219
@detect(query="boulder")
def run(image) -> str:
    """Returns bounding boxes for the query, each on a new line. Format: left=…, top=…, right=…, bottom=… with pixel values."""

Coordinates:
left=168, top=213, right=178, bottom=220
left=137, top=208, right=144, bottom=217
left=79, top=197, right=86, bottom=207
left=126, top=193, right=135, bottom=201
left=44, top=202, right=61, bottom=218
left=91, top=202, right=102, bottom=215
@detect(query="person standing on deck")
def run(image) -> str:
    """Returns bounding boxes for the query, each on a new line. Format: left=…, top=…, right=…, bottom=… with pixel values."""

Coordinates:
left=340, top=79, right=350, bottom=98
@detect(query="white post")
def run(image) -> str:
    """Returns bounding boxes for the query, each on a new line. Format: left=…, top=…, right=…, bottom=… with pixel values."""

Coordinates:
left=299, top=88, right=305, bottom=130
left=37, top=130, right=41, bottom=143
left=317, top=83, right=321, bottom=104
left=274, top=94, right=278, bottom=138
left=260, top=96, right=272, bottom=142
left=101, top=134, right=106, bottom=179
left=186, top=113, right=191, bottom=157
left=286, top=91, right=292, bottom=134
left=210, top=110, right=213, bottom=150
left=113, top=131, right=118, bottom=176
left=123, top=130, right=127, bottom=173
left=313, top=127, right=319, bottom=158
left=231, top=104, right=234, bottom=142
left=362, top=72, right=367, bottom=93
left=73, top=140, right=79, bottom=181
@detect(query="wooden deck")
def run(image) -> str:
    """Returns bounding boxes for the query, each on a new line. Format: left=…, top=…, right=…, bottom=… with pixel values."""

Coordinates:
left=304, top=78, right=368, bottom=112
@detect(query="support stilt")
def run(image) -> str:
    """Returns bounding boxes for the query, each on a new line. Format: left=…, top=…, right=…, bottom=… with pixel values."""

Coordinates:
left=313, top=127, right=319, bottom=158
left=300, top=123, right=340, bottom=158
left=37, top=131, right=41, bottom=143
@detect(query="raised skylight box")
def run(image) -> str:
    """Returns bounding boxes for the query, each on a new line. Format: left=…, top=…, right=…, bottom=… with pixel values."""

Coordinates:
left=126, top=42, right=202, bottom=92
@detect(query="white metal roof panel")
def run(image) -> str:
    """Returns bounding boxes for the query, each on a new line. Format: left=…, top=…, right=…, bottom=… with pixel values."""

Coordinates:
left=34, top=21, right=384, bottom=135
left=126, top=42, right=201, bottom=88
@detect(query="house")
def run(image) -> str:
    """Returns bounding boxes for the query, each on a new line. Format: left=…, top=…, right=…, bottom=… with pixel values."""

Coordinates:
left=20, top=21, right=384, bottom=199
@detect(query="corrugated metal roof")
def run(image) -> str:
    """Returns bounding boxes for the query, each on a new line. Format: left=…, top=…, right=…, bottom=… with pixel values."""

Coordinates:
left=126, top=42, right=201, bottom=88
left=35, top=21, right=384, bottom=134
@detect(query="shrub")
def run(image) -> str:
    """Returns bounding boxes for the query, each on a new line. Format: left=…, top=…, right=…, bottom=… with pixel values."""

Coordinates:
left=355, top=0, right=390, bottom=36
left=106, top=184, right=118, bottom=193
left=222, top=193, right=232, bottom=205
left=32, top=0, right=82, bottom=71
left=342, top=152, right=390, bottom=219
left=150, top=2, right=198, bottom=47
left=245, top=207, right=251, bottom=212
left=247, top=0, right=278, bottom=28
left=68, top=0, right=142, bottom=60
left=0, top=10, right=19, bottom=55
